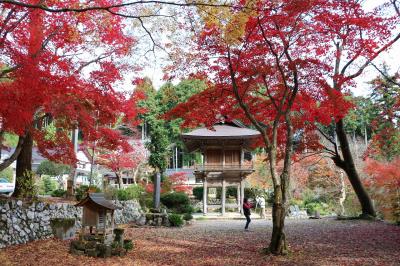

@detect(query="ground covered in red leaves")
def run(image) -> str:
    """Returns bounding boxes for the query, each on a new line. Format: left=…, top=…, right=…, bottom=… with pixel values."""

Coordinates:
left=0, top=218, right=399, bottom=266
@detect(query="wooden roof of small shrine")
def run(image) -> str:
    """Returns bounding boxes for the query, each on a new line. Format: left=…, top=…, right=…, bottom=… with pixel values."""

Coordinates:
left=75, top=193, right=117, bottom=210
left=182, top=121, right=261, bottom=152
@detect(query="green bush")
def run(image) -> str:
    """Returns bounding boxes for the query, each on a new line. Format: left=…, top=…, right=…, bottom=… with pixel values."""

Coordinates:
left=244, top=187, right=257, bottom=200
left=51, top=189, right=66, bottom=197
left=161, top=192, right=189, bottom=208
left=193, top=187, right=238, bottom=202
left=305, top=202, right=332, bottom=216
left=289, top=198, right=304, bottom=207
left=216, top=187, right=237, bottom=199
left=183, top=213, right=193, bottom=221
left=123, top=239, right=134, bottom=251
left=116, top=185, right=144, bottom=201
left=226, top=187, right=238, bottom=198
left=0, top=167, right=13, bottom=182
left=168, top=213, right=184, bottom=227
left=178, top=204, right=194, bottom=214
left=139, top=193, right=154, bottom=210
left=75, top=185, right=101, bottom=201
left=192, top=187, right=203, bottom=201
left=161, top=192, right=193, bottom=214
left=343, top=192, right=362, bottom=217
left=39, top=176, right=58, bottom=195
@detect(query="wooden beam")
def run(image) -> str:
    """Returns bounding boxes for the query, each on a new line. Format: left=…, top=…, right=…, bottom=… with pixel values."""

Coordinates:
left=221, top=178, right=226, bottom=216
left=237, top=185, right=241, bottom=212
left=240, top=178, right=245, bottom=214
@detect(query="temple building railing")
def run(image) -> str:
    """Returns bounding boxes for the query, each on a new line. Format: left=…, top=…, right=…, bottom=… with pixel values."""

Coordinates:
left=194, top=162, right=254, bottom=171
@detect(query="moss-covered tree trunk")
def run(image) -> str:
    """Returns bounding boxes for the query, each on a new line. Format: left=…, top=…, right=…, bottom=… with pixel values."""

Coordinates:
left=14, top=131, right=33, bottom=197
left=269, top=187, right=288, bottom=254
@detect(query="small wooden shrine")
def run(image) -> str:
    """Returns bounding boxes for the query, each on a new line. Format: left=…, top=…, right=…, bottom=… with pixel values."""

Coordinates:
left=71, top=193, right=134, bottom=258
left=181, top=120, right=260, bottom=215
left=75, top=193, right=117, bottom=244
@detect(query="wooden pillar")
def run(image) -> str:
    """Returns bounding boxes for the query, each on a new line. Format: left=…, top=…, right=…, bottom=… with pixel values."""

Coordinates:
left=221, top=178, right=226, bottom=216
left=237, top=184, right=241, bottom=212
left=240, top=148, right=244, bottom=167
left=202, top=148, right=205, bottom=170
left=203, top=177, right=208, bottom=215
left=240, top=178, right=245, bottom=214
left=222, top=148, right=225, bottom=169
left=67, top=127, right=79, bottom=198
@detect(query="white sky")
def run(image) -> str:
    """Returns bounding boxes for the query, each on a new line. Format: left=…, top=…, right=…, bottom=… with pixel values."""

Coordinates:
left=139, top=0, right=400, bottom=96
left=353, top=0, right=400, bottom=96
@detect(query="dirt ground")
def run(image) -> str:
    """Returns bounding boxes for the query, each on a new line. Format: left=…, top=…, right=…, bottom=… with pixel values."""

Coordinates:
left=0, top=218, right=399, bottom=266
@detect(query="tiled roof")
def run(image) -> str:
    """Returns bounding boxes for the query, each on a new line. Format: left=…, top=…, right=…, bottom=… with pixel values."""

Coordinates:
left=182, top=125, right=260, bottom=139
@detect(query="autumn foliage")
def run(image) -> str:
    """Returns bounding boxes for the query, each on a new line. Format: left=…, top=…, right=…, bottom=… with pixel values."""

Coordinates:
left=0, top=1, right=143, bottom=166
left=145, top=172, right=191, bottom=194
left=364, top=158, right=400, bottom=222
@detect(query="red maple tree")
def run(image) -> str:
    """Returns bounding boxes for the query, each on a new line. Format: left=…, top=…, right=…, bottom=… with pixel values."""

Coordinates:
left=96, top=140, right=147, bottom=189
left=166, top=0, right=400, bottom=255
left=364, top=158, right=400, bottom=222
left=0, top=1, right=144, bottom=195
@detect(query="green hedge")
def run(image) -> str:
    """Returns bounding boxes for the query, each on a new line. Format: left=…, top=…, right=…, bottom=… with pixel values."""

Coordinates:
left=51, top=189, right=66, bottom=197
left=183, top=213, right=193, bottom=221
left=168, top=213, right=184, bottom=227
left=116, top=185, right=144, bottom=201
left=161, top=192, right=193, bottom=214
left=192, top=187, right=203, bottom=201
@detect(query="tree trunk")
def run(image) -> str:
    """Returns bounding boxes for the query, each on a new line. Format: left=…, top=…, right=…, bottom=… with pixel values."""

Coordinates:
left=14, top=131, right=33, bottom=197
left=133, top=166, right=140, bottom=185
left=116, top=172, right=122, bottom=189
left=0, top=135, right=25, bottom=172
left=335, top=119, right=376, bottom=217
left=338, top=170, right=346, bottom=216
left=267, top=115, right=293, bottom=255
left=269, top=188, right=288, bottom=254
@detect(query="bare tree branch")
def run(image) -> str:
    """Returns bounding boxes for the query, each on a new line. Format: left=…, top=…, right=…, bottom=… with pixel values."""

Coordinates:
left=370, top=62, right=400, bottom=87
left=0, top=0, right=254, bottom=14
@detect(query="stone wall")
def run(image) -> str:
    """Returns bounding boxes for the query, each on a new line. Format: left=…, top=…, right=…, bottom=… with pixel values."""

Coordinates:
left=0, top=199, right=143, bottom=249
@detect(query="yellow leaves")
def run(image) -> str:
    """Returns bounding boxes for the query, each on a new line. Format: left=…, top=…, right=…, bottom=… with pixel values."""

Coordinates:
left=195, top=0, right=258, bottom=45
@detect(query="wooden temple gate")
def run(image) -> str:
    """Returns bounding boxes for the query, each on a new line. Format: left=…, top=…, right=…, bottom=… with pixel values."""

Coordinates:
left=181, top=121, right=260, bottom=215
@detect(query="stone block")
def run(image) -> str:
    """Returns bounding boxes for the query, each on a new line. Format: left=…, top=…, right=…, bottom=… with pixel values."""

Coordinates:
left=27, top=211, right=35, bottom=220
left=136, top=216, right=146, bottom=226
left=71, top=240, right=86, bottom=251
left=70, top=247, right=85, bottom=256
left=85, top=240, right=97, bottom=250
left=85, top=248, right=98, bottom=257
left=96, top=243, right=112, bottom=258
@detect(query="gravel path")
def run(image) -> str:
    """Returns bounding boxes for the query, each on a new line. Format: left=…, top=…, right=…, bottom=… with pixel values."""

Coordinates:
left=1, top=218, right=399, bottom=266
